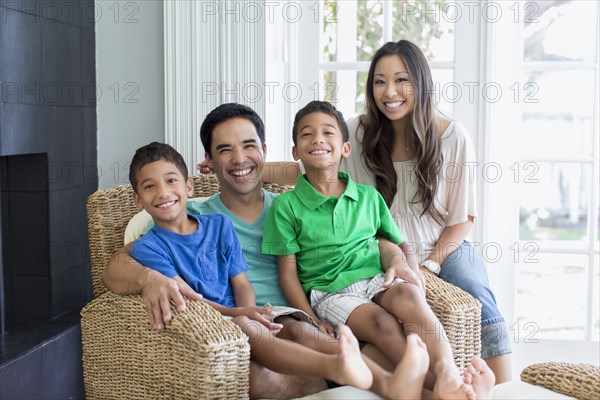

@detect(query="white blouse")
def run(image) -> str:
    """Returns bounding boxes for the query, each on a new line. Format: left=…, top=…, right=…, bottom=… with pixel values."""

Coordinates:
left=341, top=116, right=477, bottom=262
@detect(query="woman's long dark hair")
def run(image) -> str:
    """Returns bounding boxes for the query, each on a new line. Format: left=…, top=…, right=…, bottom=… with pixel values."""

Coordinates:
left=361, top=40, right=443, bottom=223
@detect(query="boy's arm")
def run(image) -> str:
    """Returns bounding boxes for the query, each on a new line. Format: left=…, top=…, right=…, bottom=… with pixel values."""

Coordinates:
left=277, top=254, right=335, bottom=336
left=199, top=272, right=281, bottom=332
left=103, top=244, right=203, bottom=330
left=373, top=189, right=426, bottom=294
left=230, top=272, right=256, bottom=307
left=378, top=238, right=426, bottom=294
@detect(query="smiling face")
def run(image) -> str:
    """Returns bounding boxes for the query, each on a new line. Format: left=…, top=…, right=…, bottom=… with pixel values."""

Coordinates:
left=209, top=117, right=266, bottom=197
left=132, top=158, right=194, bottom=230
left=292, top=112, right=351, bottom=171
left=372, top=54, right=415, bottom=122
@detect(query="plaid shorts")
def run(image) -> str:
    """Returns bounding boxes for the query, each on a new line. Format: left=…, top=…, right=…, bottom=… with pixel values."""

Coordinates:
left=309, top=273, right=406, bottom=327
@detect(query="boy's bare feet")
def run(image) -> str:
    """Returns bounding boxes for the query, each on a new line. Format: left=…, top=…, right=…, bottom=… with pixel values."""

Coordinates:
left=432, top=360, right=475, bottom=400
left=330, top=325, right=373, bottom=390
left=385, top=333, right=430, bottom=399
left=463, top=356, right=495, bottom=399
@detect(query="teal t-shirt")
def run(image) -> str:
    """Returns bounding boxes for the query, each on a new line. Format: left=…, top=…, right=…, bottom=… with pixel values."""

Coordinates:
left=261, top=172, right=403, bottom=293
left=187, top=190, right=289, bottom=307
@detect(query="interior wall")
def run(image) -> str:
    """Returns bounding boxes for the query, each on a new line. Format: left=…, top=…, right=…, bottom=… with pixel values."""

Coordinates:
left=96, top=0, right=164, bottom=189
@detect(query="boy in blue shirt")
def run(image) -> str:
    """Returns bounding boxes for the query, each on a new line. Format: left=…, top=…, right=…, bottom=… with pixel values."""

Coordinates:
left=262, top=101, right=486, bottom=400
left=128, top=141, right=375, bottom=390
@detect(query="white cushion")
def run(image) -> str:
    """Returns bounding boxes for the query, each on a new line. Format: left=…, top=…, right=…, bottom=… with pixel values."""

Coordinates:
left=123, top=197, right=209, bottom=244
left=294, top=380, right=575, bottom=399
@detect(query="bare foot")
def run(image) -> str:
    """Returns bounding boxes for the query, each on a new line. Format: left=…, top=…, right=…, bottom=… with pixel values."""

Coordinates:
left=463, top=356, right=495, bottom=399
left=432, top=361, right=475, bottom=400
left=330, top=325, right=373, bottom=390
left=385, top=334, right=430, bottom=399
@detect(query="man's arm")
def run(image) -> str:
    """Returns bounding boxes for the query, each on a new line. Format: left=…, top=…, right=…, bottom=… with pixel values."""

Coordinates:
left=262, top=161, right=301, bottom=186
left=102, top=244, right=203, bottom=330
left=378, top=237, right=426, bottom=294
left=197, top=159, right=301, bottom=186
left=102, top=243, right=149, bottom=294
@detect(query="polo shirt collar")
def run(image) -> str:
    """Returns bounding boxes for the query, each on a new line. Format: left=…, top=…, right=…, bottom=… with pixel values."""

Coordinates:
left=295, top=171, right=358, bottom=210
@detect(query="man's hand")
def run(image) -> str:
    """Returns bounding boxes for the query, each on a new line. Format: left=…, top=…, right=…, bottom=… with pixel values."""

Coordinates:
left=141, top=271, right=203, bottom=330
left=230, top=306, right=284, bottom=334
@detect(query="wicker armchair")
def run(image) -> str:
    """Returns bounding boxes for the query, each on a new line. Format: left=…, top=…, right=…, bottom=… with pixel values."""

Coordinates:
left=81, top=174, right=482, bottom=400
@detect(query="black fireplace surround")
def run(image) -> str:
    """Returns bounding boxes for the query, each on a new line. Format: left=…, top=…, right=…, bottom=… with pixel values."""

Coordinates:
left=0, top=1, right=97, bottom=398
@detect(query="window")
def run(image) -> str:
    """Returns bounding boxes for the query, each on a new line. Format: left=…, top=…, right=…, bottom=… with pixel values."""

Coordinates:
left=499, top=1, right=599, bottom=342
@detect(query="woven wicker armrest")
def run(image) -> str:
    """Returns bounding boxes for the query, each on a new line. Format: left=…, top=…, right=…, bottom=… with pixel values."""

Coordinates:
left=521, top=362, right=600, bottom=400
left=81, top=292, right=250, bottom=400
left=422, top=271, right=482, bottom=371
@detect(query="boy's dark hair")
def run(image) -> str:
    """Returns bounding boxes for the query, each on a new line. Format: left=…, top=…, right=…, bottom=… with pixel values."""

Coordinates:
left=200, top=103, right=265, bottom=155
left=129, top=142, right=188, bottom=193
left=292, top=101, right=349, bottom=145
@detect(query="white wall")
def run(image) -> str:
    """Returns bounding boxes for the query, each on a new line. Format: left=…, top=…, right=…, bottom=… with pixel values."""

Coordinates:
left=96, top=0, right=164, bottom=189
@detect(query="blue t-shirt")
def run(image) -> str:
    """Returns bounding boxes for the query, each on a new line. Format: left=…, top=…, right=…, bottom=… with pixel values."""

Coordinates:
left=188, top=190, right=289, bottom=306
left=131, top=213, right=248, bottom=308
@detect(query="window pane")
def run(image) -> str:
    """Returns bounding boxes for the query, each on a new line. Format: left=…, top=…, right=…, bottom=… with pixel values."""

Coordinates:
left=392, top=1, right=455, bottom=62
left=323, top=1, right=338, bottom=62
left=323, top=1, right=362, bottom=63
left=524, top=1, right=598, bottom=62
left=519, top=162, right=591, bottom=242
left=431, top=68, right=454, bottom=119
left=356, top=70, right=368, bottom=116
left=516, top=254, right=589, bottom=340
left=597, top=205, right=600, bottom=252
left=593, top=257, right=599, bottom=341
left=356, top=0, right=384, bottom=62
left=322, top=70, right=360, bottom=120
left=518, top=70, right=596, bottom=159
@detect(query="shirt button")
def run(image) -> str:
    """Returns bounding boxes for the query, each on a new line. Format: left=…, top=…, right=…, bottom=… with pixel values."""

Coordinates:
left=336, top=224, right=341, bottom=229
left=334, top=210, right=340, bottom=215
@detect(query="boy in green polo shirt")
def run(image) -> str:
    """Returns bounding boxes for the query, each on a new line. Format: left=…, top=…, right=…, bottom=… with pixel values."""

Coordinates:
left=262, top=101, right=476, bottom=400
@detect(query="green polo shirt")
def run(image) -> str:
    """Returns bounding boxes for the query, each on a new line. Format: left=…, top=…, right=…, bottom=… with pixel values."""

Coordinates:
left=262, top=172, right=402, bottom=293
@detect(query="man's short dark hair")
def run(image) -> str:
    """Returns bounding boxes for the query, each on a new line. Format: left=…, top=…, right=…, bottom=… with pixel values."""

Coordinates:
left=129, top=142, right=188, bottom=193
left=292, top=101, right=349, bottom=145
left=200, top=103, right=265, bottom=155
